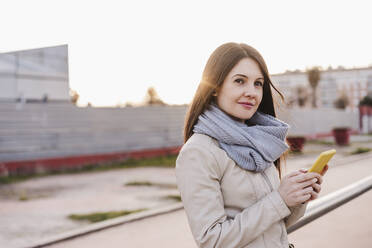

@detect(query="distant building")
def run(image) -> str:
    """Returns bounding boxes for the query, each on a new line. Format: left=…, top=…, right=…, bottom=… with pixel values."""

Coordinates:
left=271, top=67, right=372, bottom=111
left=0, top=45, right=69, bottom=103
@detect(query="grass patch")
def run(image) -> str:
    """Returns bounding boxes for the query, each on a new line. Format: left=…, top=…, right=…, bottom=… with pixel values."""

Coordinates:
left=67, top=154, right=178, bottom=173
left=0, top=154, right=178, bottom=185
left=19, top=195, right=28, bottom=201
left=124, top=181, right=177, bottom=188
left=68, top=208, right=147, bottom=223
left=0, top=174, right=41, bottom=185
left=125, top=181, right=154, bottom=186
left=18, top=190, right=29, bottom=201
left=119, top=155, right=177, bottom=168
left=288, top=150, right=303, bottom=155
left=351, top=147, right=371, bottom=155
left=162, top=195, right=181, bottom=202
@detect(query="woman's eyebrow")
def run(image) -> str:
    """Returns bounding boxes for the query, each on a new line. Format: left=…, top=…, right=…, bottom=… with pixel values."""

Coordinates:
left=233, top=73, right=264, bottom=80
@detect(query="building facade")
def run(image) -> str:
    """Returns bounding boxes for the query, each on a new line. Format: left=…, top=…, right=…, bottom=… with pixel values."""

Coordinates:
left=271, top=67, right=372, bottom=111
left=0, top=45, right=69, bottom=102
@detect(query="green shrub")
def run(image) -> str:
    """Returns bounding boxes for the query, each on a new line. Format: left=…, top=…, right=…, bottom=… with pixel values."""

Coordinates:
left=359, top=94, right=372, bottom=106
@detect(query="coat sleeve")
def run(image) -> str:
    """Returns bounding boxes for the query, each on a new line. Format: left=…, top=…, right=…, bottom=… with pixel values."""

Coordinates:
left=284, top=203, right=307, bottom=228
left=175, top=145, right=291, bottom=248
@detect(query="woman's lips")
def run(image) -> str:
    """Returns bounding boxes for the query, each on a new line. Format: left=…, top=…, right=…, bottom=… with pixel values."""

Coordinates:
left=239, top=102, right=254, bottom=109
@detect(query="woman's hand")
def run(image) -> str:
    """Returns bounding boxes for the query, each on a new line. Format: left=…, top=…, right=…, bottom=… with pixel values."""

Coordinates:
left=302, top=164, right=329, bottom=202
left=278, top=169, right=324, bottom=207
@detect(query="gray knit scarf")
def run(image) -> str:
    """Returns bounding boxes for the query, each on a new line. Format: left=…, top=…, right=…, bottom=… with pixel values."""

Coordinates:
left=193, top=104, right=290, bottom=172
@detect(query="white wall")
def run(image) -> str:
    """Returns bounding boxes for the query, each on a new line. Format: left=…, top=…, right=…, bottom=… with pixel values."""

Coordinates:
left=277, top=108, right=359, bottom=136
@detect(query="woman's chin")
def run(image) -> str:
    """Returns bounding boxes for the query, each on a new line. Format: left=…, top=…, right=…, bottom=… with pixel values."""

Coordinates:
left=229, top=112, right=255, bottom=122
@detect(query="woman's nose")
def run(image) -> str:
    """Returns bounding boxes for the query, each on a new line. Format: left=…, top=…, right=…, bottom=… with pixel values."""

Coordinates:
left=243, top=85, right=258, bottom=98
left=243, top=91, right=257, bottom=98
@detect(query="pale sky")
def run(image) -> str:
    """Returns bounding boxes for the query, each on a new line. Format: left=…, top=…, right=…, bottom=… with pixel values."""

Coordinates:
left=0, top=0, right=371, bottom=106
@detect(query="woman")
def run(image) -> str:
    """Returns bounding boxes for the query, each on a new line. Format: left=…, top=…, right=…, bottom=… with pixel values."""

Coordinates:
left=175, top=42, right=327, bottom=248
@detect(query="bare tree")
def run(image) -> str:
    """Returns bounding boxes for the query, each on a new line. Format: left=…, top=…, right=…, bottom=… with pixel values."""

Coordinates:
left=306, top=67, right=321, bottom=108
left=296, top=86, right=308, bottom=107
left=124, top=101, right=134, bottom=107
left=70, top=89, right=79, bottom=105
left=144, top=87, right=165, bottom=105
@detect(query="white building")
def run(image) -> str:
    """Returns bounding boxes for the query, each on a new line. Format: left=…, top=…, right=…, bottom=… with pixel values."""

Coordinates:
left=0, top=45, right=69, bottom=102
left=271, top=67, right=372, bottom=111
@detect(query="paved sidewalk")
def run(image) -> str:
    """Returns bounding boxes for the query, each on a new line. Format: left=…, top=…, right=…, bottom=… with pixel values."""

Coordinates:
left=44, top=153, right=372, bottom=248
left=0, top=167, right=179, bottom=248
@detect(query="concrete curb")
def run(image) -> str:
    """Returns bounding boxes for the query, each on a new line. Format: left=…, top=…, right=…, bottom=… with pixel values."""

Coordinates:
left=334, top=152, right=372, bottom=167
left=26, top=202, right=184, bottom=248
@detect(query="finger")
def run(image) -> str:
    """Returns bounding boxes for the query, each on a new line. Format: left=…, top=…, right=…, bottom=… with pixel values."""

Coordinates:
left=312, top=183, right=321, bottom=193
left=298, top=193, right=311, bottom=203
left=321, top=165, right=329, bottom=176
left=294, top=172, right=321, bottom=183
left=311, top=172, right=322, bottom=182
left=309, top=190, right=319, bottom=200
left=296, top=186, right=313, bottom=198
left=298, top=178, right=318, bottom=189
left=308, top=172, right=322, bottom=183
left=293, top=174, right=307, bottom=183
left=305, top=174, right=323, bottom=185
left=302, top=186, right=314, bottom=194
left=312, top=173, right=323, bottom=185
left=287, top=170, right=304, bottom=178
left=299, top=168, right=308, bottom=173
left=304, top=188, right=318, bottom=201
left=317, top=175, right=323, bottom=185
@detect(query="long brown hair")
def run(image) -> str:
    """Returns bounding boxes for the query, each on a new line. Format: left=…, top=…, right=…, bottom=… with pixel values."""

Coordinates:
left=183, top=42, right=286, bottom=177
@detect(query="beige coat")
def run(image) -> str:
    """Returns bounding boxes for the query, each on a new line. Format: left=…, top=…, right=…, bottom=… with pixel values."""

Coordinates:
left=175, top=133, right=306, bottom=248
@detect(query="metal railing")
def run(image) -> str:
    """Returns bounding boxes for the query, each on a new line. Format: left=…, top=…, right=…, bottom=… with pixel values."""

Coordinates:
left=287, top=175, right=372, bottom=234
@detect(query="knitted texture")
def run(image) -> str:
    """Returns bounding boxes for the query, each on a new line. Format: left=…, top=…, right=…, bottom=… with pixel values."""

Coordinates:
left=193, top=104, right=290, bottom=172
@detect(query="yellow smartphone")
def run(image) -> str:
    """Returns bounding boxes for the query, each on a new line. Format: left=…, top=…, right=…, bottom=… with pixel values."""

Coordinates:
left=308, top=149, right=336, bottom=174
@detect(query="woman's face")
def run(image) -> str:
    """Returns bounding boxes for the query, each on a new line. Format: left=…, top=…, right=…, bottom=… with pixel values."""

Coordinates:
left=216, top=57, right=264, bottom=122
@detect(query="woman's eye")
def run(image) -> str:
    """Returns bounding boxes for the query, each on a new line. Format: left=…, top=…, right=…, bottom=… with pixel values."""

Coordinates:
left=235, top=79, right=244, bottom=84
left=255, top=81, right=264, bottom=87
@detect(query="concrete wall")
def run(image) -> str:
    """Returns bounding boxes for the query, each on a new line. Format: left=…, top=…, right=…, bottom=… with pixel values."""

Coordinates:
left=0, top=103, right=359, bottom=163
left=0, top=103, right=186, bottom=162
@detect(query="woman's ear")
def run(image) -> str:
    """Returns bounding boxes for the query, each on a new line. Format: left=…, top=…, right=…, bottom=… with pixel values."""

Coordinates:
left=212, top=87, right=219, bottom=97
